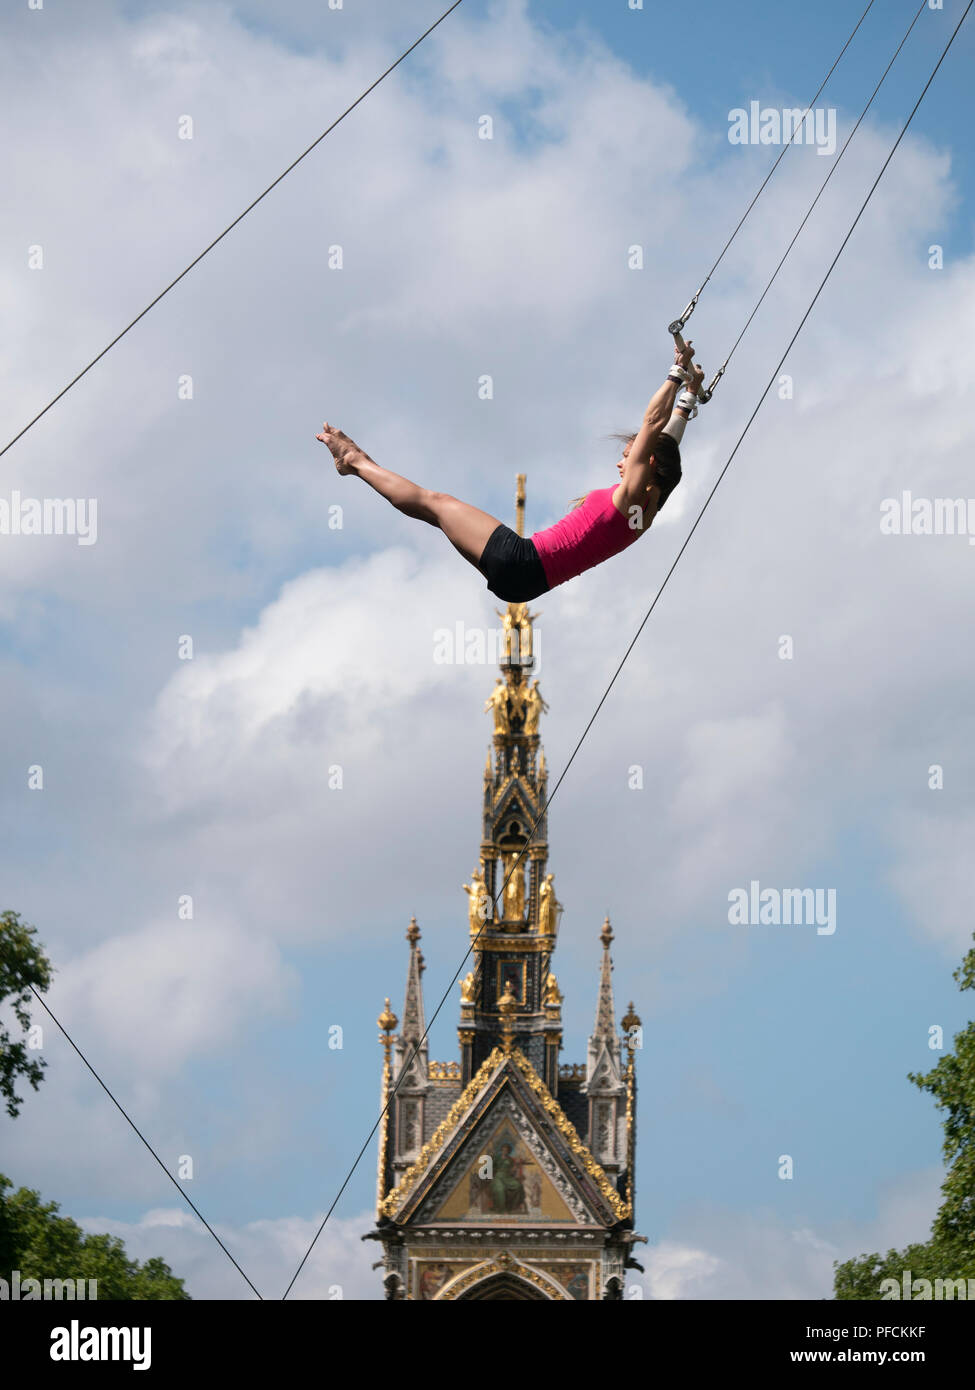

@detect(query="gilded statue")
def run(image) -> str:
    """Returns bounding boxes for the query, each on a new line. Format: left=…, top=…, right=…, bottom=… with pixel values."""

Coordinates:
left=544, top=972, right=563, bottom=1007
left=501, top=851, right=526, bottom=922
left=462, top=866, right=490, bottom=931
left=496, top=603, right=539, bottom=663
left=506, top=677, right=527, bottom=724
left=523, top=679, right=549, bottom=736
left=537, top=872, right=561, bottom=934
left=497, top=606, right=520, bottom=663
left=484, top=678, right=510, bottom=736
left=460, top=971, right=476, bottom=1003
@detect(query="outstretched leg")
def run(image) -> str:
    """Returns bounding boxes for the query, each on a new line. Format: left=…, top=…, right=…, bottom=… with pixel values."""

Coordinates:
left=317, top=423, right=502, bottom=568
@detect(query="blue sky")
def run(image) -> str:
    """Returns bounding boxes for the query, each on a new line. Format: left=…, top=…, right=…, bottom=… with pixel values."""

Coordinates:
left=1, top=0, right=973, bottom=1299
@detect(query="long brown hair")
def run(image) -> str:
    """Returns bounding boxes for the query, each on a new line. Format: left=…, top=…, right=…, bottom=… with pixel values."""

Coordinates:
left=568, top=432, right=637, bottom=510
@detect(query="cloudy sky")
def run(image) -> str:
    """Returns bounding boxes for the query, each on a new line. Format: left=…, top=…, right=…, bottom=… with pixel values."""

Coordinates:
left=1, top=0, right=973, bottom=1300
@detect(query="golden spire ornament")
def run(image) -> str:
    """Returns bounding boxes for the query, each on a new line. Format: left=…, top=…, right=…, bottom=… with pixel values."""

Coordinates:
left=378, top=998, right=398, bottom=1059
left=621, top=1001, right=642, bottom=1061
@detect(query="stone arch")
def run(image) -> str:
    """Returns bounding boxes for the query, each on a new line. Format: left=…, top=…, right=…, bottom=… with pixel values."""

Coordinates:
left=459, top=1273, right=549, bottom=1300
left=436, top=1256, right=568, bottom=1301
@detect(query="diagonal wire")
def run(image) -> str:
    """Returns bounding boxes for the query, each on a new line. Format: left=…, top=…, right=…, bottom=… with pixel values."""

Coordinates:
left=680, top=0, right=878, bottom=314
left=0, top=0, right=467, bottom=463
left=27, top=985, right=263, bottom=1299
left=7, top=0, right=471, bottom=1306
left=281, top=0, right=972, bottom=1300
left=708, top=0, right=928, bottom=389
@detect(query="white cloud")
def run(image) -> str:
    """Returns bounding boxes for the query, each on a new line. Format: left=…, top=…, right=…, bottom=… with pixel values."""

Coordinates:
left=144, top=548, right=463, bottom=791
left=53, top=916, right=296, bottom=1078
left=887, top=811, right=975, bottom=955
left=637, top=1168, right=944, bottom=1300
left=644, top=1242, right=723, bottom=1300
left=78, top=1205, right=379, bottom=1300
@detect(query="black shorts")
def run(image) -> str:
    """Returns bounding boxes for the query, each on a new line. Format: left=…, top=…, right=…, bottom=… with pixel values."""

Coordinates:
left=477, top=524, right=550, bottom=602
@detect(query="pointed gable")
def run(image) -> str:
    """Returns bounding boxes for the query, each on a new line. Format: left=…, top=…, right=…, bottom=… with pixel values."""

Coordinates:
left=380, top=1047, right=628, bottom=1228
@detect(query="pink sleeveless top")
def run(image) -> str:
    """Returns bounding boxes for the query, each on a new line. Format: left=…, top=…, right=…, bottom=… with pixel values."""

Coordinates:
left=530, top=486, right=641, bottom=590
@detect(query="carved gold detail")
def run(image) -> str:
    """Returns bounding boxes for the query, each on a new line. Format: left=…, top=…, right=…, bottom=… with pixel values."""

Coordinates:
left=379, top=1046, right=630, bottom=1223
left=470, top=935, right=548, bottom=953
left=462, top=867, right=491, bottom=933
left=428, top=1060, right=462, bottom=1082
left=537, top=873, right=561, bottom=935
left=496, top=602, right=540, bottom=668
left=378, top=999, right=398, bottom=1039
left=436, top=1254, right=566, bottom=1301
left=622, top=1000, right=642, bottom=1055
left=376, top=998, right=398, bottom=1213
left=500, top=851, right=526, bottom=922
left=380, top=1048, right=507, bottom=1218
left=625, top=1060, right=635, bottom=1209
left=621, top=1003, right=640, bottom=1211
left=510, top=1049, right=630, bottom=1223
left=543, top=973, right=563, bottom=1008
left=621, top=1002, right=640, bottom=1207
left=498, top=981, right=517, bottom=1053
left=484, top=679, right=510, bottom=736
left=523, top=679, right=549, bottom=736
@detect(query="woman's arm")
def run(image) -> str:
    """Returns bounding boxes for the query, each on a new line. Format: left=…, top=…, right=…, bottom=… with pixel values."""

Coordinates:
left=616, top=343, right=694, bottom=510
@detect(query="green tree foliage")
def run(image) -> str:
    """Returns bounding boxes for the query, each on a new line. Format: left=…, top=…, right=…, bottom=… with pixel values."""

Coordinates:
left=0, top=910, right=53, bottom=1117
left=910, top=940, right=975, bottom=1261
left=834, top=934, right=975, bottom=1298
left=833, top=1241, right=974, bottom=1300
left=0, top=1175, right=190, bottom=1299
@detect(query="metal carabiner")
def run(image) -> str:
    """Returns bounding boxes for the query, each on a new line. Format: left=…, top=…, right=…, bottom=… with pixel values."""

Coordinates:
left=697, top=364, right=725, bottom=405
left=667, top=294, right=699, bottom=337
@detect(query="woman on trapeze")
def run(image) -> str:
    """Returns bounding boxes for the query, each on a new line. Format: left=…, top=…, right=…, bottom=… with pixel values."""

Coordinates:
left=316, top=339, right=705, bottom=603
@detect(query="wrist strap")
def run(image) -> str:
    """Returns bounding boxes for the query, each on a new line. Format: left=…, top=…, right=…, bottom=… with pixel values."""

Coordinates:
left=668, top=365, right=691, bottom=385
left=675, top=388, right=698, bottom=418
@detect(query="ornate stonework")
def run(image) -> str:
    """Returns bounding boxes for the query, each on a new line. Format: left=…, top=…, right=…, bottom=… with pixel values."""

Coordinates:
left=414, top=1092, right=594, bottom=1225
left=437, top=1256, right=569, bottom=1301
left=381, top=1046, right=629, bottom=1226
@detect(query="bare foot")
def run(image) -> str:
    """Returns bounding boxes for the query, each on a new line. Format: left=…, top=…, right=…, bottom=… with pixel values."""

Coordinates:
left=316, top=422, right=369, bottom=475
